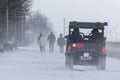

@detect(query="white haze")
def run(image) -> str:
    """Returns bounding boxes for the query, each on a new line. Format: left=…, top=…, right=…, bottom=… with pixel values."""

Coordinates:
left=0, top=46, right=120, bottom=80
left=32, top=0, right=120, bottom=41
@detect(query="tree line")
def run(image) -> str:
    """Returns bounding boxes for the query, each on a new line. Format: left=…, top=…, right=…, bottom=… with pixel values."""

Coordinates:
left=0, top=0, right=32, bottom=45
left=25, top=10, right=52, bottom=44
left=0, top=0, right=52, bottom=46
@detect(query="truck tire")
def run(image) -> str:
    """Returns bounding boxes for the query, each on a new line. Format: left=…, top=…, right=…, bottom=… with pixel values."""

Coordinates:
left=65, top=55, right=69, bottom=67
left=97, top=55, right=106, bottom=70
left=68, top=55, right=74, bottom=70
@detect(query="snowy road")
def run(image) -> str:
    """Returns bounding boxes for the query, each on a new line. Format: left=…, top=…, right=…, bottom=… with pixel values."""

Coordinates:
left=0, top=46, right=120, bottom=80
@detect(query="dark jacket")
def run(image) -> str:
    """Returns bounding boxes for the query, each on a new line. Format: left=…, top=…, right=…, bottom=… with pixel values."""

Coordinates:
left=47, top=33, right=56, bottom=43
left=57, top=37, right=65, bottom=47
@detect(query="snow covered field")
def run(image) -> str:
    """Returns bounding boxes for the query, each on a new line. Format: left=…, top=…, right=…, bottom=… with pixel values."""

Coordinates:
left=0, top=45, right=120, bottom=80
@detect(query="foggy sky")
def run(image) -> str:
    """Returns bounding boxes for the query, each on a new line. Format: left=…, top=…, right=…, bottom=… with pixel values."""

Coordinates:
left=32, top=0, right=120, bottom=41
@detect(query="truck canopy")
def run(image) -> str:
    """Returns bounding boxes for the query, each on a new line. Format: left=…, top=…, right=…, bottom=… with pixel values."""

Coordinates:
left=69, top=22, right=105, bottom=29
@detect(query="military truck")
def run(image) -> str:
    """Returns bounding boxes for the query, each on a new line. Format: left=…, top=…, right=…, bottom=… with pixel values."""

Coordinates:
left=65, top=21, right=107, bottom=70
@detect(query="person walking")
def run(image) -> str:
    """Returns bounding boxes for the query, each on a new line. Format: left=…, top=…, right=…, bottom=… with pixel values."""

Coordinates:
left=37, top=33, right=47, bottom=52
left=57, top=34, right=66, bottom=53
left=47, top=32, right=56, bottom=53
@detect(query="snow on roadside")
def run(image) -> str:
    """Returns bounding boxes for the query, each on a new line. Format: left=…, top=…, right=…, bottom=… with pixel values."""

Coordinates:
left=0, top=46, right=120, bottom=80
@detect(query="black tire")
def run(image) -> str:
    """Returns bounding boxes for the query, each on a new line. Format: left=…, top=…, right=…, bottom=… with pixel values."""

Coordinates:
left=65, top=54, right=74, bottom=70
left=70, top=56, right=74, bottom=70
left=68, top=55, right=74, bottom=70
left=97, top=55, right=106, bottom=70
left=65, top=55, right=69, bottom=67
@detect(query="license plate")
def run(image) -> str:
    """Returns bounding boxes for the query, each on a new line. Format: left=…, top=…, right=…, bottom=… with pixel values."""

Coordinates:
left=83, top=53, right=89, bottom=57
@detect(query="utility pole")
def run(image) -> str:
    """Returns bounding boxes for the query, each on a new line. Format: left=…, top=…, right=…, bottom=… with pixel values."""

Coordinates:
left=21, top=15, right=24, bottom=45
left=63, top=18, right=65, bottom=36
left=14, top=9, right=17, bottom=43
left=115, top=25, right=118, bottom=41
left=21, top=14, right=26, bottom=46
left=6, top=0, right=9, bottom=41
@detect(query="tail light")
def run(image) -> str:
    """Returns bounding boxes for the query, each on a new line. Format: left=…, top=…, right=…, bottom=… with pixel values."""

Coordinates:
left=73, top=43, right=84, bottom=48
left=67, top=45, right=72, bottom=51
left=102, top=46, right=106, bottom=53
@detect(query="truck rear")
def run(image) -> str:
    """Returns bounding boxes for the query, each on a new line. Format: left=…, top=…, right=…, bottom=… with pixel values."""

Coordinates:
left=65, top=22, right=107, bottom=70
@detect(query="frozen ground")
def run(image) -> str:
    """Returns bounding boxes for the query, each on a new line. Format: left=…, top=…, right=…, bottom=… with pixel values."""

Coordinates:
left=0, top=45, right=120, bottom=80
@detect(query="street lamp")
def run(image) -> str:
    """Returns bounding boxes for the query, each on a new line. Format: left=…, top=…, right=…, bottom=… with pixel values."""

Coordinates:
left=63, top=18, right=65, bottom=36
left=6, top=0, right=9, bottom=41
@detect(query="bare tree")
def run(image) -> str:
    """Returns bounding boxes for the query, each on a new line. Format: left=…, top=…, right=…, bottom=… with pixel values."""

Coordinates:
left=26, top=10, right=52, bottom=43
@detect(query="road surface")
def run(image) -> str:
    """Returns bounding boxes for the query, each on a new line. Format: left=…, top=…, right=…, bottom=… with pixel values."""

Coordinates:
left=107, top=44, right=120, bottom=59
left=0, top=45, right=120, bottom=80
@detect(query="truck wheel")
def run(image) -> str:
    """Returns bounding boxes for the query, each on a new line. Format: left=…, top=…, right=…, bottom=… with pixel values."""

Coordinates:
left=97, top=55, right=106, bottom=70
left=65, top=55, right=69, bottom=67
left=68, top=55, right=74, bottom=70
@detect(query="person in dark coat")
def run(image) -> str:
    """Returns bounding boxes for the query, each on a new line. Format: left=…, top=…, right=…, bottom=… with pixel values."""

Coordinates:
left=47, top=32, right=56, bottom=53
left=70, top=28, right=83, bottom=42
left=57, top=34, right=65, bottom=53
left=89, top=29, right=102, bottom=42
